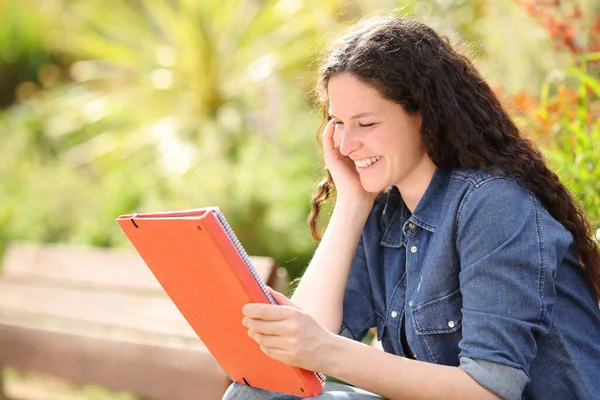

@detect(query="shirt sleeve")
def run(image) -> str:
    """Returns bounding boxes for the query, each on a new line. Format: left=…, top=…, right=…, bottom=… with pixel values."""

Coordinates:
left=455, top=177, right=570, bottom=400
left=340, top=235, right=376, bottom=342
left=460, top=357, right=529, bottom=400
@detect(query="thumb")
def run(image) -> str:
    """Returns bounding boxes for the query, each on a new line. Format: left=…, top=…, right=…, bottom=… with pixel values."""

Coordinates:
left=268, top=287, right=299, bottom=308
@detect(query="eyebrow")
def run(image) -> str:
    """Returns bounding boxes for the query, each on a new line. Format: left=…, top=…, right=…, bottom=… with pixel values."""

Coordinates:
left=328, top=112, right=377, bottom=120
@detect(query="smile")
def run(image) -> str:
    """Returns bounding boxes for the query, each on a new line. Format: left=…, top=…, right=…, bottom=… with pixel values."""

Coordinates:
left=354, top=156, right=381, bottom=168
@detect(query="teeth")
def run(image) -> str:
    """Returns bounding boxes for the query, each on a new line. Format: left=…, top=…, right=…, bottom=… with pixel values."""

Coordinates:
left=355, top=156, right=380, bottom=168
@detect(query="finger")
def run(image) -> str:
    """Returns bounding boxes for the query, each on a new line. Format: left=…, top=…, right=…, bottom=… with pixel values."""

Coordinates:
left=248, top=331, right=288, bottom=350
left=321, top=119, right=336, bottom=153
left=242, top=303, right=297, bottom=321
left=258, top=346, right=296, bottom=367
left=243, top=317, right=288, bottom=335
left=242, top=303, right=277, bottom=318
left=268, top=287, right=298, bottom=308
left=332, top=126, right=341, bottom=150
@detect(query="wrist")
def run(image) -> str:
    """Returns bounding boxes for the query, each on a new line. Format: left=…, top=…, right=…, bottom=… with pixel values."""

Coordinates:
left=320, top=332, right=354, bottom=378
left=323, top=198, right=372, bottom=238
left=333, top=195, right=374, bottom=216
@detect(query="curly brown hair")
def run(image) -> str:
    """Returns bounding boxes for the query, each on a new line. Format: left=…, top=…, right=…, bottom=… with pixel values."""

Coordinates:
left=309, top=16, right=600, bottom=300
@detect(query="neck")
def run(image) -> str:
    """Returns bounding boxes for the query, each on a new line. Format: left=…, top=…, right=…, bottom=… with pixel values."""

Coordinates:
left=397, top=159, right=437, bottom=213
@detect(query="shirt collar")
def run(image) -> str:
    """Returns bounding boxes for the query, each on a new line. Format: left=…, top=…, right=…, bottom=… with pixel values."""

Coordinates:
left=409, top=167, right=451, bottom=233
left=380, top=187, right=407, bottom=248
left=379, top=168, right=451, bottom=247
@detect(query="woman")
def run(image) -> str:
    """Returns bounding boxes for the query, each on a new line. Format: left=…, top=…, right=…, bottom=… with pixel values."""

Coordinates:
left=223, top=16, right=600, bottom=400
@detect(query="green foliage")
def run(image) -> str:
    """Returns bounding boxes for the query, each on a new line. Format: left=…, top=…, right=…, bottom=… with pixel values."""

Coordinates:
left=0, top=2, right=57, bottom=107
left=537, top=59, right=600, bottom=235
left=0, top=0, right=352, bottom=279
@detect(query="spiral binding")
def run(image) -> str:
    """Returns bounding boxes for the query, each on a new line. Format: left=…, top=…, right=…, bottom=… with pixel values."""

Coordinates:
left=214, top=210, right=327, bottom=385
left=214, top=211, right=276, bottom=305
left=316, top=371, right=326, bottom=384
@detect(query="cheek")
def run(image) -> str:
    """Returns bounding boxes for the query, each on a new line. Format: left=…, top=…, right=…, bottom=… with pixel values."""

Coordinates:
left=384, top=134, right=424, bottom=165
left=395, top=126, right=424, bottom=153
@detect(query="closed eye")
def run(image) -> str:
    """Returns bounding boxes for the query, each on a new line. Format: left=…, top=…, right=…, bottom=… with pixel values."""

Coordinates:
left=359, top=123, right=376, bottom=128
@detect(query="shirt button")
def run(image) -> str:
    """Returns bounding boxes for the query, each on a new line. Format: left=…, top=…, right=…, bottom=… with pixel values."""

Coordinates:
left=391, top=311, right=398, bottom=318
left=447, top=320, right=455, bottom=328
left=408, top=222, right=415, bottom=229
left=408, top=300, right=413, bottom=307
left=413, top=353, right=418, bottom=359
left=410, top=246, right=417, bottom=253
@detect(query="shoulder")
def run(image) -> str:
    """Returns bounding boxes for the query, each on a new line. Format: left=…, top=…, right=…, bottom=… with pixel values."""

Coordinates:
left=451, top=168, right=573, bottom=254
left=451, top=168, right=524, bottom=191
left=450, top=168, right=536, bottom=216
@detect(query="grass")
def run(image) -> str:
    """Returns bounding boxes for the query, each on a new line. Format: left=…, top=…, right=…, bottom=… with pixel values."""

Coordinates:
left=3, top=368, right=138, bottom=400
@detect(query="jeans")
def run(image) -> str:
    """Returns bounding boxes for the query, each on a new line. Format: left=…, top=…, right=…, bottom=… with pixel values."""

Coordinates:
left=222, top=382, right=385, bottom=399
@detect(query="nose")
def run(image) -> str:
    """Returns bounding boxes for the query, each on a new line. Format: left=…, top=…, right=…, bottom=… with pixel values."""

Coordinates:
left=337, top=126, right=362, bottom=156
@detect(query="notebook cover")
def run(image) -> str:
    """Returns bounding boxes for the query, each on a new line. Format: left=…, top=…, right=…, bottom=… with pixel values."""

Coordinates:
left=115, top=207, right=324, bottom=397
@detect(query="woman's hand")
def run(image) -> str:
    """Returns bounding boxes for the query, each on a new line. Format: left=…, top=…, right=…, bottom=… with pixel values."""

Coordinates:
left=242, top=287, right=337, bottom=373
left=322, top=119, right=375, bottom=205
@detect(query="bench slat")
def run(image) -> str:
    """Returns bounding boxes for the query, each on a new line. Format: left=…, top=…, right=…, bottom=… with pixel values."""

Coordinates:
left=0, top=309, right=206, bottom=350
left=0, top=281, right=199, bottom=340
left=1, top=243, right=277, bottom=290
left=0, top=323, right=231, bottom=400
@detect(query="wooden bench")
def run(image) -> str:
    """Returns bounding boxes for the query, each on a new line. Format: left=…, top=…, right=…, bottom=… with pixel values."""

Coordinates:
left=0, top=242, right=288, bottom=400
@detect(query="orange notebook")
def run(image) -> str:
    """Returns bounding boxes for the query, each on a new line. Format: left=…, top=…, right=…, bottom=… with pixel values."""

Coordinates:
left=115, top=207, right=325, bottom=397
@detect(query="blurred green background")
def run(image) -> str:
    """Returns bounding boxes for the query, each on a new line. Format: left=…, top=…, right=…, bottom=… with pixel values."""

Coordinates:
left=1, top=0, right=599, bottom=282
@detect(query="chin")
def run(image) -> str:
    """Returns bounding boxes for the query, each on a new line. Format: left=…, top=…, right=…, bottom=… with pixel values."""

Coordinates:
left=360, top=181, right=386, bottom=194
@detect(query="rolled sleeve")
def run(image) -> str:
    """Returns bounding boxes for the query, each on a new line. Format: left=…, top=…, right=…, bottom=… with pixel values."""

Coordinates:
left=460, top=357, right=529, bottom=400
left=456, top=178, right=565, bottom=396
left=340, top=235, right=376, bottom=341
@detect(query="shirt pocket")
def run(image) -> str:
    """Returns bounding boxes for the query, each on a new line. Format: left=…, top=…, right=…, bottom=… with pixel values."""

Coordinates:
left=412, top=289, right=462, bottom=365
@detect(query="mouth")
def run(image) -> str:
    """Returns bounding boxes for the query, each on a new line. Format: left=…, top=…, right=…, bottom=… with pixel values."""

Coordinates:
left=354, top=156, right=381, bottom=169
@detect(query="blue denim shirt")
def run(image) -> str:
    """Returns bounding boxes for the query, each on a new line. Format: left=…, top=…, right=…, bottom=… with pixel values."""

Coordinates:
left=340, top=168, right=600, bottom=400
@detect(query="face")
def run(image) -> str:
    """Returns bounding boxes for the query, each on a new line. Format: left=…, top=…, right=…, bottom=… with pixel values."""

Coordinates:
left=327, top=72, right=434, bottom=194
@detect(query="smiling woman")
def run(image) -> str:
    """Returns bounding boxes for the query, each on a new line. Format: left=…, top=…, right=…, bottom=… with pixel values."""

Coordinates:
left=223, top=15, right=600, bottom=400
left=327, top=73, right=435, bottom=207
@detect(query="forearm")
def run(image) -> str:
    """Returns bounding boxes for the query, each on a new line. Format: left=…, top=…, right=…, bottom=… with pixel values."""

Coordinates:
left=324, top=335, right=501, bottom=400
left=291, top=199, right=371, bottom=333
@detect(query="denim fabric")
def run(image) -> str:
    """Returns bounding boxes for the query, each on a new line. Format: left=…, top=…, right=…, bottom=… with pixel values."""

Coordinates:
left=222, top=382, right=384, bottom=399
left=341, top=168, right=600, bottom=400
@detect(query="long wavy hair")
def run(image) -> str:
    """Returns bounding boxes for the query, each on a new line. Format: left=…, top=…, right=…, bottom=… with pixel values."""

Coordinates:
left=309, top=16, right=600, bottom=300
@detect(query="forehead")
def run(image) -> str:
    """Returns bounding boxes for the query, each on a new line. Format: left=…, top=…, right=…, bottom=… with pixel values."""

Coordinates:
left=327, top=73, right=387, bottom=114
